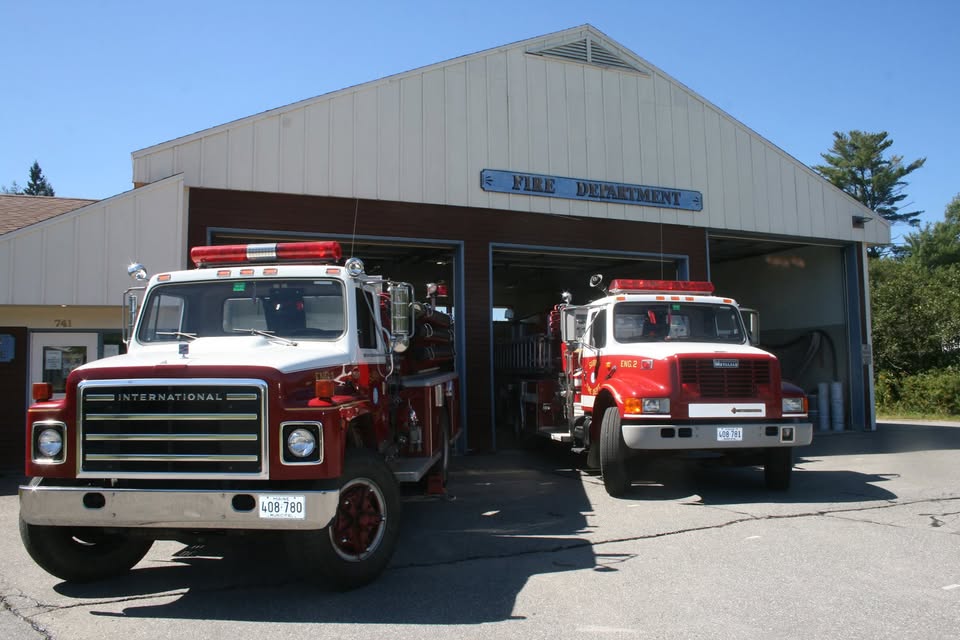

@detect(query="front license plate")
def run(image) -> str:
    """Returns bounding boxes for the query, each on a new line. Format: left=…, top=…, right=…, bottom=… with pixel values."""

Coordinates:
left=717, top=427, right=743, bottom=442
left=258, top=494, right=306, bottom=520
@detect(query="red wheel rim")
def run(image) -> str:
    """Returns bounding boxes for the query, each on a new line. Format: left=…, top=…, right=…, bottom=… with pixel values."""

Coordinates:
left=330, top=477, right=387, bottom=561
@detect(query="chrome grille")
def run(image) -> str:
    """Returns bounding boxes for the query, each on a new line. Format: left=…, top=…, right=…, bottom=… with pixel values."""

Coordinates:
left=679, top=358, right=771, bottom=398
left=78, top=379, right=268, bottom=478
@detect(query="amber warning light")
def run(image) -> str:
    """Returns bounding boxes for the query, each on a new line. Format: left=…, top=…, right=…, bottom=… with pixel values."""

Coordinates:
left=190, top=241, right=343, bottom=267
left=607, top=279, right=715, bottom=294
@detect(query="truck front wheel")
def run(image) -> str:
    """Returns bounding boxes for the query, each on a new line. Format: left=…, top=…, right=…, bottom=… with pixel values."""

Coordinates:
left=599, top=407, right=631, bottom=497
left=293, top=449, right=401, bottom=590
left=19, top=518, right=153, bottom=583
left=764, top=447, right=793, bottom=490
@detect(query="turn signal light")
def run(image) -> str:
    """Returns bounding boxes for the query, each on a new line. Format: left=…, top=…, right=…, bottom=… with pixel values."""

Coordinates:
left=315, top=379, right=335, bottom=399
left=32, top=383, right=53, bottom=402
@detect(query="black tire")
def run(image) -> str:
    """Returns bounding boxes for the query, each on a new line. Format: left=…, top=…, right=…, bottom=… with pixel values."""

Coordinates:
left=19, top=518, right=153, bottom=583
left=295, top=449, right=401, bottom=590
left=599, top=406, right=630, bottom=497
left=764, top=447, right=793, bottom=490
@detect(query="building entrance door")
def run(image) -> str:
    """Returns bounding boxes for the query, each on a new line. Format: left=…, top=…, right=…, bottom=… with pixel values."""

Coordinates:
left=29, top=332, right=100, bottom=400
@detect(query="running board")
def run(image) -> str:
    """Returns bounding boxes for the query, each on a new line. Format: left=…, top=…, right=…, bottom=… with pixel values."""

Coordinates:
left=537, top=426, right=572, bottom=442
left=389, top=451, right=441, bottom=482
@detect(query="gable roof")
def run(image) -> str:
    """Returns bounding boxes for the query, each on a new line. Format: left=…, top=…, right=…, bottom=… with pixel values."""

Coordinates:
left=130, top=25, right=889, bottom=246
left=0, top=194, right=97, bottom=235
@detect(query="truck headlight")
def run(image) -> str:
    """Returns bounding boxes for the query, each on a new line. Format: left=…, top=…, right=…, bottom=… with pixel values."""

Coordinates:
left=287, top=429, right=316, bottom=457
left=625, top=397, right=671, bottom=414
left=32, top=421, right=66, bottom=463
left=782, top=397, right=806, bottom=414
left=281, top=422, right=323, bottom=464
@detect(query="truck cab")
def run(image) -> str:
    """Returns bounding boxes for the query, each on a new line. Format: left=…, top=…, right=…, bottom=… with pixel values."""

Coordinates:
left=20, top=241, right=458, bottom=589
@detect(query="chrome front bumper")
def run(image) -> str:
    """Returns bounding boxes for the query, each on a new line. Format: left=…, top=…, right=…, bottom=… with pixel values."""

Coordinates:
left=19, top=481, right=339, bottom=531
left=620, top=421, right=814, bottom=450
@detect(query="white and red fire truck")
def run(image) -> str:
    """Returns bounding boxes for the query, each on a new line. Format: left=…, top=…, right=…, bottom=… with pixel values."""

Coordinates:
left=497, top=276, right=813, bottom=497
left=19, top=240, right=458, bottom=589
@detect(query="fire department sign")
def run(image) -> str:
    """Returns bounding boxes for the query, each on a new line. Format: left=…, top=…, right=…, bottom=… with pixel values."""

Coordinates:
left=480, top=169, right=703, bottom=212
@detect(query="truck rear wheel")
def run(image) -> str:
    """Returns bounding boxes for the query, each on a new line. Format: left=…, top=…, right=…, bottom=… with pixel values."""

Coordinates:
left=764, top=447, right=793, bottom=490
left=294, top=449, right=401, bottom=590
left=599, top=407, right=630, bottom=497
left=19, top=518, right=153, bottom=583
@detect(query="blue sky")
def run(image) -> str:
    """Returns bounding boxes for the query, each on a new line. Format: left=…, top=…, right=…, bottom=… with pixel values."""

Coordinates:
left=2, top=0, right=955, bottom=243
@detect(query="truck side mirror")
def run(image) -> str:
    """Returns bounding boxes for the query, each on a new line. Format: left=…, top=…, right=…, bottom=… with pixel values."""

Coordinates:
left=122, top=288, right=144, bottom=345
left=561, top=307, right=584, bottom=342
left=741, top=308, right=760, bottom=346
left=388, top=283, right=414, bottom=353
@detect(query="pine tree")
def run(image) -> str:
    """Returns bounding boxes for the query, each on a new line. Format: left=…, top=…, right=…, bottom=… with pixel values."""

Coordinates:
left=22, top=161, right=55, bottom=196
left=814, top=130, right=925, bottom=227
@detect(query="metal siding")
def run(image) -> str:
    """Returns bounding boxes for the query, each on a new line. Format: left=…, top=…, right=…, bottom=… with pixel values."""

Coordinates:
left=202, top=131, right=229, bottom=189
left=564, top=63, right=589, bottom=218
left=466, top=57, right=490, bottom=209
left=75, top=208, right=107, bottom=303
left=43, top=219, right=76, bottom=304
left=330, top=94, right=356, bottom=197
left=399, top=74, right=423, bottom=203
left=280, top=110, right=306, bottom=194
left=122, top=26, right=887, bottom=246
left=764, top=146, right=783, bottom=234
left=545, top=59, right=571, bottom=217
left=227, top=123, right=255, bottom=191
left=304, top=101, right=331, bottom=195
left=686, top=98, right=709, bottom=228
left=422, top=68, right=446, bottom=204
left=808, top=174, right=827, bottom=238
left=525, top=56, right=551, bottom=214
left=104, top=196, right=138, bottom=302
left=484, top=52, right=510, bottom=212
left=0, top=241, right=10, bottom=303
left=175, top=139, right=202, bottom=186
left=703, top=109, right=725, bottom=228
left=444, top=64, right=469, bottom=208
left=13, top=231, right=43, bottom=303
left=750, top=137, right=769, bottom=233
left=505, top=49, right=530, bottom=212
left=354, top=87, right=379, bottom=200
left=253, top=116, right=281, bottom=193
left=583, top=67, right=606, bottom=219
left=602, top=70, right=626, bottom=220
left=378, top=80, right=402, bottom=201
left=149, top=149, right=174, bottom=184
left=736, top=127, right=755, bottom=232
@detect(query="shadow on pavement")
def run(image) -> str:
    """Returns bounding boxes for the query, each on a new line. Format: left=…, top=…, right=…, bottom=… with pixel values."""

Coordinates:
left=53, top=451, right=601, bottom=624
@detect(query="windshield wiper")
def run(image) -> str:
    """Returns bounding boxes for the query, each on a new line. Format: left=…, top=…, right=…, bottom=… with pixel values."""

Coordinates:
left=157, top=331, right=197, bottom=341
left=232, top=328, right=298, bottom=346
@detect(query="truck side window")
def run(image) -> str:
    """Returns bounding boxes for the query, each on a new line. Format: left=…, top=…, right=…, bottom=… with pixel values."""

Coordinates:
left=356, top=290, right=378, bottom=349
left=590, top=309, right=607, bottom=348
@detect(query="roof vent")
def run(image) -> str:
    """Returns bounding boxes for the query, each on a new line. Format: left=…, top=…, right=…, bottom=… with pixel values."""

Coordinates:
left=530, top=37, right=647, bottom=74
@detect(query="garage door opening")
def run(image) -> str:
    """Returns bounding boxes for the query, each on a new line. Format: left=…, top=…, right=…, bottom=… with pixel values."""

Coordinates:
left=490, top=246, right=686, bottom=450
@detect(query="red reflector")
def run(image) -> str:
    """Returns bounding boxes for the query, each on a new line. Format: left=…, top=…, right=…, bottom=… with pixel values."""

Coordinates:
left=608, top=279, right=715, bottom=294
left=32, top=382, right=53, bottom=402
left=190, top=241, right=342, bottom=267
left=315, top=379, right=335, bottom=399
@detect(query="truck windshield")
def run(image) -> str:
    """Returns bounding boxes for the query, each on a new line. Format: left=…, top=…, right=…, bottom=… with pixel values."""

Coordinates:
left=613, top=301, right=746, bottom=344
left=137, top=279, right=346, bottom=342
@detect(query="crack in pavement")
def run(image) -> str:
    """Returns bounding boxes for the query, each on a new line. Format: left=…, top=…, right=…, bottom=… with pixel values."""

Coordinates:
left=1, top=590, right=55, bottom=639
left=391, top=494, right=960, bottom=571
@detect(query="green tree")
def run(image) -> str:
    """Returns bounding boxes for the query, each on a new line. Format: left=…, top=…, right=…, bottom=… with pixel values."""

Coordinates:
left=814, top=130, right=925, bottom=228
left=903, top=194, right=960, bottom=269
left=1, top=180, right=22, bottom=194
left=22, top=161, right=55, bottom=196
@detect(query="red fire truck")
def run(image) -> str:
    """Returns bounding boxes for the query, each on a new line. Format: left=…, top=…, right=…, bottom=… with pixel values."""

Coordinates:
left=19, top=241, right=458, bottom=589
left=496, top=276, right=812, bottom=497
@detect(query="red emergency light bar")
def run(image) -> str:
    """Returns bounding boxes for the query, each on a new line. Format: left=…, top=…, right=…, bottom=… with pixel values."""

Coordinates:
left=607, top=279, right=715, bottom=295
left=190, top=241, right=343, bottom=267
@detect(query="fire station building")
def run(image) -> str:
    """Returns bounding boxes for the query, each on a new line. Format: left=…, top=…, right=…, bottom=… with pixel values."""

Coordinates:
left=0, top=25, right=888, bottom=466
